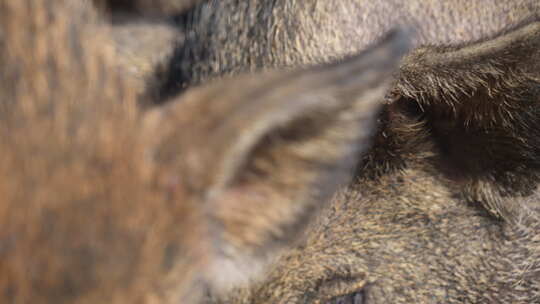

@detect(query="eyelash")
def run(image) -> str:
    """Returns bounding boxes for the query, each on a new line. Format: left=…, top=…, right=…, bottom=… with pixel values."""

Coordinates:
left=325, top=290, right=365, bottom=304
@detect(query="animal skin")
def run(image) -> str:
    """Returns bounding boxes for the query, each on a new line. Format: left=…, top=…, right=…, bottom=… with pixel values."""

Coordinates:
left=5, top=0, right=540, bottom=303
left=92, top=1, right=539, bottom=104
left=106, top=2, right=540, bottom=302
left=156, top=0, right=539, bottom=101
left=0, top=1, right=408, bottom=303
left=208, top=18, right=540, bottom=304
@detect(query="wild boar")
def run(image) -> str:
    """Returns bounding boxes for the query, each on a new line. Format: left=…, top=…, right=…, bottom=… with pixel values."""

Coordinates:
left=210, top=18, right=540, bottom=304
left=0, top=1, right=408, bottom=303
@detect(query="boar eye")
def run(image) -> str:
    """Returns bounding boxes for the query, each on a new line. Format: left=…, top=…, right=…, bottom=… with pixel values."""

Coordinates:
left=325, top=290, right=365, bottom=304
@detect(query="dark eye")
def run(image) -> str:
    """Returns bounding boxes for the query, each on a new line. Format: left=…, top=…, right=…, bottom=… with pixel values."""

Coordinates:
left=325, top=290, right=365, bottom=304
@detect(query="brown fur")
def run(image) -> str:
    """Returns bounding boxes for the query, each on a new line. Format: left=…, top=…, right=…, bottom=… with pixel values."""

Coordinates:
left=0, top=2, right=408, bottom=303
left=157, top=0, right=539, bottom=100
left=209, top=19, right=540, bottom=304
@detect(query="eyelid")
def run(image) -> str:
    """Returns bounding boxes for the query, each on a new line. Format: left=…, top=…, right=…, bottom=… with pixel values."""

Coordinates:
left=313, top=272, right=368, bottom=304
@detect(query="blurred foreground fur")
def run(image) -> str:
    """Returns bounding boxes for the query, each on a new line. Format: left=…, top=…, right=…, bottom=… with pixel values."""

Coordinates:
left=210, top=19, right=540, bottom=304
left=0, top=1, right=408, bottom=303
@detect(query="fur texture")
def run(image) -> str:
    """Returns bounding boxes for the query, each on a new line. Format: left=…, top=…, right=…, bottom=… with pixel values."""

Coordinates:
left=0, top=1, right=407, bottom=303
left=156, top=0, right=539, bottom=100
left=209, top=19, right=540, bottom=304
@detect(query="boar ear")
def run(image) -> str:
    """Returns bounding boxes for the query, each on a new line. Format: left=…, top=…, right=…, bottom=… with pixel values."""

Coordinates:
left=143, top=30, right=409, bottom=290
left=395, top=20, right=540, bottom=219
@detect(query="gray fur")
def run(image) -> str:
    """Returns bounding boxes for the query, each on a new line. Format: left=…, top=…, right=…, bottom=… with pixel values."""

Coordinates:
left=157, top=0, right=539, bottom=100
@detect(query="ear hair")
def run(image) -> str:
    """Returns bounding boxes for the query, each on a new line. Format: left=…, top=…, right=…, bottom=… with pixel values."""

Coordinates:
left=143, top=30, right=411, bottom=292
left=393, top=20, right=540, bottom=220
